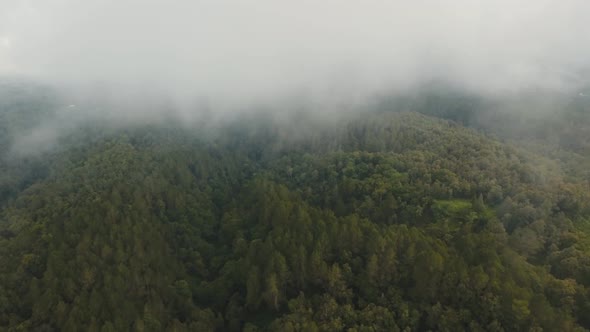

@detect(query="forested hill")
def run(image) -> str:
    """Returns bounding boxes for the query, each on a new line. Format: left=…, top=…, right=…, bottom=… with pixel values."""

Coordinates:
left=1, top=88, right=590, bottom=331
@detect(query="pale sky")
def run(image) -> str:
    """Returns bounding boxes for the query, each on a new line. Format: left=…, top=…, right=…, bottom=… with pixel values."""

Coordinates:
left=1, top=0, right=589, bottom=104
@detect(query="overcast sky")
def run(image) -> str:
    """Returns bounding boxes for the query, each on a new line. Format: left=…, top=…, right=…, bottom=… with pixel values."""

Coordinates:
left=1, top=0, right=589, bottom=106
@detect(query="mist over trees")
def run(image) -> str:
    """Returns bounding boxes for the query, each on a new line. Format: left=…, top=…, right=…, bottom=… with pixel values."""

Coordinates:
left=1, top=1, right=590, bottom=331
left=0, top=81, right=590, bottom=330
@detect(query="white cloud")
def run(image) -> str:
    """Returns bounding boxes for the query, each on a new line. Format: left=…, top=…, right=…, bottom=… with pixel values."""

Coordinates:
left=0, top=0, right=589, bottom=105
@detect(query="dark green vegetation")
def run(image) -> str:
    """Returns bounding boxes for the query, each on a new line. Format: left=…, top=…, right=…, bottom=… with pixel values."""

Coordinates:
left=1, top=84, right=590, bottom=331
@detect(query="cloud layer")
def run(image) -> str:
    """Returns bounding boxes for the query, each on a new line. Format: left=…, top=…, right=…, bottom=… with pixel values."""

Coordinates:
left=1, top=0, right=589, bottom=106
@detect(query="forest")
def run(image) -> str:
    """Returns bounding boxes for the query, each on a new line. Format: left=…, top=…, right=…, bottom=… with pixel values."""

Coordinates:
left=1, top=83, right=590, bottom=331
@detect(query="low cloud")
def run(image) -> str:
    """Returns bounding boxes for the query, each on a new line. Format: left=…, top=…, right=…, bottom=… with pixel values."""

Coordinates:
left=0, top=0, right=589, bottom=110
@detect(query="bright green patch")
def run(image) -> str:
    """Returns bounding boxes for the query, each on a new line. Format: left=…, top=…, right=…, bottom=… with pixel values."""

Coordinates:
left=432, top=199, right=494, bottom=221
left=433, top=199, right=472, bottom=215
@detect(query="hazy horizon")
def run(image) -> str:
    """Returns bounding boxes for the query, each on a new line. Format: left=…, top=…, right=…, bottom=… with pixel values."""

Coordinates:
left=1, top=0, right=589, bottom=109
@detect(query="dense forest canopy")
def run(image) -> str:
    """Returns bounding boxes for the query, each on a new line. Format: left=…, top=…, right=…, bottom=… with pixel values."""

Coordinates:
left=1, top=82, right=590, bottom=331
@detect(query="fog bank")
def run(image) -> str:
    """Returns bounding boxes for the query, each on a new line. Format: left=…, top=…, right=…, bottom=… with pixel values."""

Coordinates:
left=1, top=0, right=589, bottom=109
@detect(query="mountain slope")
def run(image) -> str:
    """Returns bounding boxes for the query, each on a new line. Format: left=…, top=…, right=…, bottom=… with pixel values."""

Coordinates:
left=1, top=107, right=590, bottom=331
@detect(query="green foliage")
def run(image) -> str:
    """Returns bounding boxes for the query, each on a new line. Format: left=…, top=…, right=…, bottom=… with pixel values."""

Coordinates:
left=0, top=92, right=589, bottom=330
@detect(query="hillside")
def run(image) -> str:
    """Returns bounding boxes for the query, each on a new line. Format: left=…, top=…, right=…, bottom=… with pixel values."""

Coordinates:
left=1, top=93, right=590, bottom=331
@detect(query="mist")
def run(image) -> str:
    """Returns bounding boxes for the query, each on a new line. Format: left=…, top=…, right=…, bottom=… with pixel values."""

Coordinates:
left=1, top=0, right=589, bottom=112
